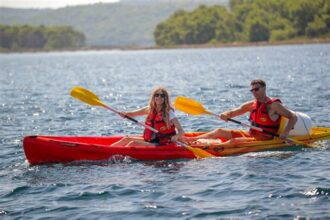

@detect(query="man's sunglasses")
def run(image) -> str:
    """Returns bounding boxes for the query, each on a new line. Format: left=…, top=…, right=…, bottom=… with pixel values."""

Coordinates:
left=250, top=87, right=262, bottom=92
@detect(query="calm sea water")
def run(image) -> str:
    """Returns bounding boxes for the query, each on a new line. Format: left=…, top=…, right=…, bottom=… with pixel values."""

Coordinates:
left=1, top=44, right=330, bottom=219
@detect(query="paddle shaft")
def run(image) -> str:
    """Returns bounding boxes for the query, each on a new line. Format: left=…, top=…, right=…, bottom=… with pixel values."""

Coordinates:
left=228, top=118, right=278, bottom=136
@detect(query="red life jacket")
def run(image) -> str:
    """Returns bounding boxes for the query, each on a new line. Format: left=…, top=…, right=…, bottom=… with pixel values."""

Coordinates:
left=143, top=111, right=176, bottom=144
left=249, top=98, right=281, bottom=136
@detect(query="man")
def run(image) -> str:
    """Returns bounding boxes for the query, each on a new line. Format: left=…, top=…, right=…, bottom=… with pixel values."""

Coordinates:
left=188, top=79, right=297, bottom=143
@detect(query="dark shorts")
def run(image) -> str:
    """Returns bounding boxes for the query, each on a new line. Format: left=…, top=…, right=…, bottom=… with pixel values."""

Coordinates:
left=146, top=137, right=173, bottom=146
left=146, top=137, right=161, bottom=146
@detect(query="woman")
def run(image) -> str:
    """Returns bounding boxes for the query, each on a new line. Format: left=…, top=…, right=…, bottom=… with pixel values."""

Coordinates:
left=111, top=87, right=184, bottom=147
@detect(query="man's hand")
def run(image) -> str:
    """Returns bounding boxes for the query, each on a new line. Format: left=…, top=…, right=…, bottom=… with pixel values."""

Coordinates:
left=279, top=132, right=296, bottom=145
left=279, top=132, right=289, bottom=140
left=118, top=112, right=127, bottom=118
left=220, top=111, right=231, bottom=121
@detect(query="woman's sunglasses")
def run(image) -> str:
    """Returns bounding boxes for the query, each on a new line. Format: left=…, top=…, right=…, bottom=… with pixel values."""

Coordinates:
left=154, top=93, right=165, bottom=98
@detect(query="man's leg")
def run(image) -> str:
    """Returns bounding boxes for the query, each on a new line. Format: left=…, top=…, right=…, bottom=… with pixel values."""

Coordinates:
left=185, top=128, right=233, bottom=144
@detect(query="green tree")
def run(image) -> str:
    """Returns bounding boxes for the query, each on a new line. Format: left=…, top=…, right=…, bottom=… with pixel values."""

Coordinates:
left=214, top=8, right=237, bottom=42
left=154, top=0, right=330, bottom=46
left=319, top=0, right=330, bottom=30
left=0, top=24, right=85, bottom=50
left=45, top=26, right=85, bottom=49
left=229, top=0, right=244, bottom=11
left=306, top=16, right=328, bottom=37
left=269, top=17, right=296, bottom=41
left=246, top=20, right=270, bottom=42
left=286, top=0, right=322, bottom=35
left=243, top=7, right=271, bottom=42
left=20, top=27, right=46, bottom=48
left=0, top=25, right=13, bottom=48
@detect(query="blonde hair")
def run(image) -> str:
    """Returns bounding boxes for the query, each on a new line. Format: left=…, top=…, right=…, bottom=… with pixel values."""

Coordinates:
left=147, top=87, right=173, bottom=128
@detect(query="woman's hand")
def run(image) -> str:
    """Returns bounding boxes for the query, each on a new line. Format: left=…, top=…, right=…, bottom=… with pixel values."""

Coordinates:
left=171, top=134, right=179, bottom=142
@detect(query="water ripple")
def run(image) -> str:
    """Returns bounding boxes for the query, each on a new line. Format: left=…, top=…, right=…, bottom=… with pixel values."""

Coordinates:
left=304, top=187, right=330, bottom=197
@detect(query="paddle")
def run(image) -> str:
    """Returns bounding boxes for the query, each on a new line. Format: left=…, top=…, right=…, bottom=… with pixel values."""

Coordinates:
left=174, top=96, right=314, bottom=147
left=71, top=86, right=158, bottom=133
left=70, top=86, right=215, bottom=159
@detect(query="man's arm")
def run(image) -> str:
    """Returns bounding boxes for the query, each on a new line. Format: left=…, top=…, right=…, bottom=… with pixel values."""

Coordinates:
left=220, top=100, right=254, bottom=121
left=271, top=102, right=297, bottom=139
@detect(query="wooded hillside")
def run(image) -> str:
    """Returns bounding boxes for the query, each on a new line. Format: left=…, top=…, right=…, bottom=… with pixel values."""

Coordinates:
left=154, top=0, right=330, bottom=46
left=0, top=0, right=228, bottom=46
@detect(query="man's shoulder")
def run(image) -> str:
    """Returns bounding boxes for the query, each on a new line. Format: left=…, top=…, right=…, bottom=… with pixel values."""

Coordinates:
left=269, top=99, right=284, bottom=110
left=270, top=97, right=281, bottom=103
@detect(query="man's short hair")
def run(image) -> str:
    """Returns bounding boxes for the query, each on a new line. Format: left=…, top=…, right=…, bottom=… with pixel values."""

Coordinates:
left=251, top=79, right=266, bottom=87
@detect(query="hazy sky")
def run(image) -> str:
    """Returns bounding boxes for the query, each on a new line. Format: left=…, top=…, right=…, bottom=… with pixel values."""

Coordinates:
left=0, top=0, right=119, bottom=9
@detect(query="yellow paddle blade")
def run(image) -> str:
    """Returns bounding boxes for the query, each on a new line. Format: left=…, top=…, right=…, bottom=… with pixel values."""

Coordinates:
left=174, top=96, right=212, bottom=115
left=70, top=86, right=107, bottom=108
left=185, top=145, right=215, bottom=159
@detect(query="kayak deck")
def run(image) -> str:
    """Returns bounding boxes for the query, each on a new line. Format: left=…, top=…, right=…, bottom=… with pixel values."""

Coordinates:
left=23, top=127, right=330, bottom=165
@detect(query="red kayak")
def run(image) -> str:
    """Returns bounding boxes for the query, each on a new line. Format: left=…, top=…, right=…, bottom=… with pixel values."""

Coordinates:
left=23, top=135, right=196, bottom=165
left=23, top=127, right=330, bottom=165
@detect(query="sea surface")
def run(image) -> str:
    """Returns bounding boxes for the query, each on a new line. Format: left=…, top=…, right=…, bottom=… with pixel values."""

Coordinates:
left=0, top=44, right=329, bottom=219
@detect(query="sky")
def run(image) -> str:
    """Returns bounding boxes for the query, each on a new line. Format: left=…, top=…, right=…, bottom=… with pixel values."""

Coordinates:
left=0, top=0, right=120, bottom=9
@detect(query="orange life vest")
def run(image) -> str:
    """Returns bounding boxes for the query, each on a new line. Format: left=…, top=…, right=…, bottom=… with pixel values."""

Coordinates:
left=143, top=111, right=176, bottom=144
left=249, top=98, right=281, bottom=136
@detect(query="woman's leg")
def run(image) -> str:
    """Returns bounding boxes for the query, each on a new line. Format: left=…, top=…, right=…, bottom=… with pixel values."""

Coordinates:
left=126, top=140, right=157, bottom=147
left=111, top=136, right=144, bottom=147
left=222, top=130, right=256, bottom=144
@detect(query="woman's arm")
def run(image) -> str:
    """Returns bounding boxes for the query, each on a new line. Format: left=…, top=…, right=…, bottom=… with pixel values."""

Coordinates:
left=121, top=106, right=149, bottom=118
left=171, top=118, right=184, bottom=142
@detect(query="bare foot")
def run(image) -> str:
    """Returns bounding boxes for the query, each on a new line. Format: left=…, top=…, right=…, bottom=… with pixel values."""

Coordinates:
left=193, top=138, right=223, bottom=146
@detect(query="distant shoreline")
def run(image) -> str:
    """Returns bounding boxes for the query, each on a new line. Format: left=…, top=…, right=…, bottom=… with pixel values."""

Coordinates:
left=125, top=38, right=330, bottom=51
left=1, top=37, right=330, bottom=53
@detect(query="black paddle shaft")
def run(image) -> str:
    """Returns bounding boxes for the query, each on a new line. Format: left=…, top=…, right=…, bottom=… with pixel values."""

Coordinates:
left=124, top=115, right=138, bottom=123
left=228, top=118, right=280, bottom=138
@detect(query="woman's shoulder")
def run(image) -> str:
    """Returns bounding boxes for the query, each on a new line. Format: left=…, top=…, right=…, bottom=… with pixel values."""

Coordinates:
left=169, top=108, right=176, bottom=120
left=169, top=107, right=176, bottom=114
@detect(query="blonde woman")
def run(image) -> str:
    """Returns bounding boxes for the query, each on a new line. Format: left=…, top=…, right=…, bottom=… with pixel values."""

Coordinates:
left=111, top=87, right=184, bottom=147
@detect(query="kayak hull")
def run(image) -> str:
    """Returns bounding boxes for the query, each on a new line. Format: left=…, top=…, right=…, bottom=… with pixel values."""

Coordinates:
left=23, top=136, right=195, bottom=165
left=23, top=127, right=330, bottom=165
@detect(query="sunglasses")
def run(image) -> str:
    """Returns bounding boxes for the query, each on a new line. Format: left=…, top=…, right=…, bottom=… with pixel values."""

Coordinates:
left=250, top=87, right=262, bottom=92
left=154, top=93, right=165, bottom=98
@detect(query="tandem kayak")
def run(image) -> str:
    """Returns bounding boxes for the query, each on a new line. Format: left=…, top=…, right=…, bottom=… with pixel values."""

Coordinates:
left=23, top=127, right=330, bottom=165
